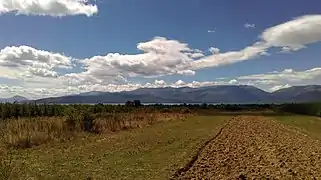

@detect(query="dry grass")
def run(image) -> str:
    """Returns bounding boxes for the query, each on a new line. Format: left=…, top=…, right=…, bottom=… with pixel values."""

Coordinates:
left=0, top=115, right=229, bottom=179
left=0, top=149, right=14, bottom=180
left=0, top=113, right=188, bottom=149
left=274, top=115, right=321, bottom=139
left=0, top=117, right=73, bottom=149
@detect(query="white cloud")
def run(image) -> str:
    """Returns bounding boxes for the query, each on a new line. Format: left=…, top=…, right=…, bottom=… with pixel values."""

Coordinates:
left=189, top=52, right=205, bottom=59
left=244, top=23, right=255, bottom=28
left=64, top=37, right=199, bottom=86
left=0, top=79, right=229, bottom=99
left=191, top=15, right=321, bottom=70
left=209, top=47, right=220, bottom=54
left=0, top=46, right=72, bottom=68
left=0, top=0, right=98, bottom=17
left=190, top=42, right=268, bottom=70
left=175, top=80, right=186, bottom=86
left=26, top=67, right=59, bottom=78
left=0, top=46, right=73, bottom=78
left=259, top=51, right=270, bottom=56
left=2, top=67, right=321, bottom=98
left=228, top=79, right=239, bottom=85
left=238, top=67, right=321, bottom=87
left=208, top=30, right=215, bottom=33
left=279, top=45, right=306, bottom=53
left=261, top=15, right=321, bottom=52
left=154, top=79, right=167, bottom=86
left=282, top=69, right=294, bottom=73
left=2, top=15, right=321, bottom=98
left=270, top=84, right=291, bottom=92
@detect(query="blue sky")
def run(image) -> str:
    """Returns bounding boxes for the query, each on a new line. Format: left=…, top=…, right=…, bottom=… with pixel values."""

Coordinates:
left=0, top=0, right=321, bottom=98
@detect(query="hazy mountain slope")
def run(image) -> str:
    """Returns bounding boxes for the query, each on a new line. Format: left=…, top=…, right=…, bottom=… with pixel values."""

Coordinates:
left=0, top=96, right=29, bottom=103
left=272, top=85, right=321, bottom=103
left=190, top=85, right=271, bottom=103
left=34, top=85, right=321, bottom=104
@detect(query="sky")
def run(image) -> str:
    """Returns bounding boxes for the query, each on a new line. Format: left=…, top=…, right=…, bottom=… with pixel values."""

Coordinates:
left=0, top=0, right=321, bottom=99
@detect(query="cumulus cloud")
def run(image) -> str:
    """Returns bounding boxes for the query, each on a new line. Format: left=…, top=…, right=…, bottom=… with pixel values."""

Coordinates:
left=175, top=80, right=186, bottom=86
left=0, top=0, right=98, bottom=17
left=2, top=15, right=321, bottom=98
left=2, top=67, right=321, bottom=98
left=238, top=68, right=321, bottom=87
left=244, top=23, right=255, bottom=28
left=279, top=45, right=306, bottom=53
left=63, top=37, right=201, bottom=86
left=190, top=42, right=268, bottom=70
left=0, top=78, right=232, bottom=98
left=5, top=15, right=321, bottom=87
left=154, top=79, right=167, bottom=86
left=0, top=46, right=72, bottom=68
left=209, top=47, right=220, bottom=54
left=191, top=15, right=321, bottom=70
left=261, top=15, right=321, bottom=52
left=189, top=52, right=205, bottom=59
left=26, top=67, right=59, bottom=78
left=270, top=84, right=291, bottom=92
left=228, top=79, right=239, bottom=85
left=0, top=46, right=73, bottom=78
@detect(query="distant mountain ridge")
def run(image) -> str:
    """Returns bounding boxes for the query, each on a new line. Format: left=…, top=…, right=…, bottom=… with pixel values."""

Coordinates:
left=33, top=85, right=321, bottom=104
left=0, top=96, right=29, bottom=103
left=271, top=85, right=321, bottom=103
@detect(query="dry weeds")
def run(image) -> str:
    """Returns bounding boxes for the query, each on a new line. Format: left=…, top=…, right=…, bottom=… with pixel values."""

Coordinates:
left=0, top=113, right=188, bottom=149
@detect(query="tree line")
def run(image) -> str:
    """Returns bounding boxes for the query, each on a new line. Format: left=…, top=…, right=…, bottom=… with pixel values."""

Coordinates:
left=0, top=102, right=276, bottom=120
left=278, top=103, right=321, bottom=117
left=1, top=102, right=320, bottom=120
left=0, top=103, right=138, bottom=120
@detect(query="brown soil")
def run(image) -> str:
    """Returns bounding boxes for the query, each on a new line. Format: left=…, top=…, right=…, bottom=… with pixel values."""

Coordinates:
left=173, top=116, right=321, bottom=179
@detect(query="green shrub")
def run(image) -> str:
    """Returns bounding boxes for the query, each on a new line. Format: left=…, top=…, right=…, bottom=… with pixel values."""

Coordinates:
left=279, top=103, right=321, bottom=116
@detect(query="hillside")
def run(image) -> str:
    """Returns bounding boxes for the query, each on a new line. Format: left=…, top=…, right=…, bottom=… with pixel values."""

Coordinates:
left=33, top=85, right=321, bottom=104
left=0, top=96, right=28, bottom=103
left=271, top=85, right=321, bottom=103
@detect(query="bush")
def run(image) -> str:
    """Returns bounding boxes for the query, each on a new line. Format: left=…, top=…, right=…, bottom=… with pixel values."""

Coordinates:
left=279, top=103, right=321, bottom=116
left=64, top=107, right=79, bottom=131
left=80, top=111, right=95, bottom=132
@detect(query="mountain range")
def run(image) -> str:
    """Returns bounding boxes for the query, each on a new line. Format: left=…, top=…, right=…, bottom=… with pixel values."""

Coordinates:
left=28, top=85, right=321, bottom=104
left=0, top=96, right=29, bottom=103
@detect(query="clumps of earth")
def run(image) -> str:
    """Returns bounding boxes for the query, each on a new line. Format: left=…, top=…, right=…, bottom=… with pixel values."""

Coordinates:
left=173, top=116, right=321, bottom=179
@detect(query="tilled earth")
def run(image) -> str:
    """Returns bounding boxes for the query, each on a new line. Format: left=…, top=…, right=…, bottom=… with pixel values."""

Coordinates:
left=174, top=116, right=321, bottom=179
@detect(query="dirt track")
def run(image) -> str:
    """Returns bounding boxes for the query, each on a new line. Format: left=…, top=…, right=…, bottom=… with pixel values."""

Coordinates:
left=173, top=116, right=321, bottom=179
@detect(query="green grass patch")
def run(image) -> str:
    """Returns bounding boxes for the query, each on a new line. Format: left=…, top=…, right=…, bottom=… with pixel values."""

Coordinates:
left=2, top=116, right=230, bottom=180
left=274, top=115, right=321, bottom=139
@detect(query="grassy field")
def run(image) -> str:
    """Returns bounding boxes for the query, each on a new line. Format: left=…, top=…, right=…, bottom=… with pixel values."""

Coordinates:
left=2, top=112, right=321, bottom=180
left=275, top=115, right=321, bottom=139
left=1, top=116, right=231, bottom=180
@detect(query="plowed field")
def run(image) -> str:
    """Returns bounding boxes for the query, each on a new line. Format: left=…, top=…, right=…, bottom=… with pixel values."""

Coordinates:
left=173, top=116, right=321, bottom=179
